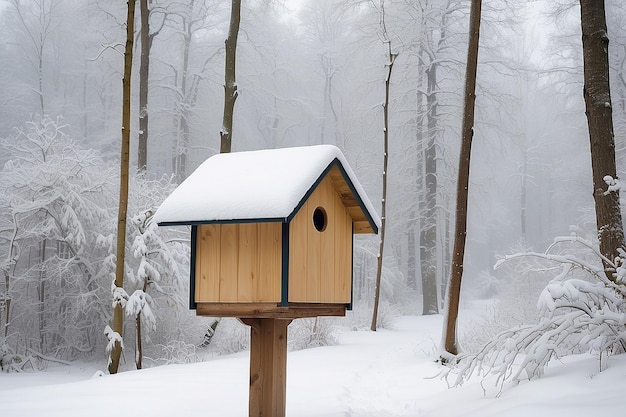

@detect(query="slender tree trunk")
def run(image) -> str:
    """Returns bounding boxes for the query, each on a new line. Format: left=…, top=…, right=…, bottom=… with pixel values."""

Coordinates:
left=220, top=0, right=241, bottom=154
left=38, top=46, right=45, bottom=115
left=407, top=212, right=417, bottom=290
left=579, top=0, right=625, bottom=281
left=137, top=0, right=150, bottom=173
left=135, top=279, right=148, bottom=370
left=442, top=0, right=482, bottom=358
left=521, top=148, right=528, bottom=243
left=38, top=239, right=47, bottom=353
left=3, top=217, right=18, bottom=340
left=371, top=0, right=396, bottom=331
left=173, top=0, right=194, bottom=181
left=109, top=0, right=136, bottom=374
left=421, top=63, right=439, bottom=315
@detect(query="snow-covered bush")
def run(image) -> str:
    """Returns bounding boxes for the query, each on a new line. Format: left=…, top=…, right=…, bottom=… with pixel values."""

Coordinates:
left=207, top=318, right=250, bottom=355
left=99, top=175, right=209, bottom=368
left=462, top=241, right=563, bottom=352
left=0, top=116, right=114, bottom=367
left=289, top=317, right=337, bottom=351
left=448, top=235, right=626, bottom=389
left=0, top=117, right=204, bottom=370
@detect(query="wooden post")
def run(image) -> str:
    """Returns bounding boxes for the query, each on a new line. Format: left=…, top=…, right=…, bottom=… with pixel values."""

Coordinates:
left=239, top=318, right=292, bottom=417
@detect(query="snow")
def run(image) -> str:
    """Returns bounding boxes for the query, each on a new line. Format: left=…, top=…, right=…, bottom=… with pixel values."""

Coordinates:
left=153, top=145, right=381, bottom=228
left=603, top=175, right=621, bottom=195
left=1, top=314, right=624, bottom=417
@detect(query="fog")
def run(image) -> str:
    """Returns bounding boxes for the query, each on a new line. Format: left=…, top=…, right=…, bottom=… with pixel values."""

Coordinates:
left=1, top=0, right=625, bottom=364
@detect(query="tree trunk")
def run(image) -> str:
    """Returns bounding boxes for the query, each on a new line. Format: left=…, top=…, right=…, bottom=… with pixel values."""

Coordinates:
left=371, top=0, right=396, bottom=331
left=109, top=0, right=136, bottom=375
left=135, top=279, right=148, bottom=370
left=407, top=212, right=417, bottom=290
left=421, top=62, right=439, bottom=316
left=219, top=0, right=241, bottom=154
left=521, top=149, right=528, bottom=243
left=172, top=0, right=194, bottom=181
left=580, top=0, right=625, bottom=281
left=137, top=0, right=150, bottom=173
left=442, top=0, right=482, bottom=358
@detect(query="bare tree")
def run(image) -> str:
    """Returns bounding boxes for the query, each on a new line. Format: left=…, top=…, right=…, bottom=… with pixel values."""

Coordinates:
left=108, top=0, right=136, bottom=375
left=137, top=0, right=150, bottom=173
left=579, top=0, right=625, bottom=281
left=8, top=0, right=60, bottom=115
left=219, top=0, right=241, bottom=154
left=442, top=0, right=482, bottom=358
left=416, top=0, right=462, bottom=316
left=371, top=0, right=397, bottom=331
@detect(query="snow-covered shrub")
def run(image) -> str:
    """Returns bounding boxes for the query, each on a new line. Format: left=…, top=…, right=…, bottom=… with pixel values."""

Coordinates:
left=462, top=241, right=563, bottom=351
left=103, top=175, right=207, bottom=368
left=0, top=116, right=114, bottom=364
left=448, top=235, right=626, bottom=389
left=143, top=340, right=201, bottom=366
left=207, top=318, right=250, bottom=355
left=0, top=117, right=204, bottom=369
left=288, top=317, right=337, bottom=351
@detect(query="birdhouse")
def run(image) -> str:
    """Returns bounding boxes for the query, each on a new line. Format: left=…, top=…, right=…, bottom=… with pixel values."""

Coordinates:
left=155, top=145, right=379, bottom=417
left=154, top=145, right=380, bottom=319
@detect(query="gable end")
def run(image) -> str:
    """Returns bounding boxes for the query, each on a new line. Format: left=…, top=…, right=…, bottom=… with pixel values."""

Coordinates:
left=286, top=159, right=378, bottom=234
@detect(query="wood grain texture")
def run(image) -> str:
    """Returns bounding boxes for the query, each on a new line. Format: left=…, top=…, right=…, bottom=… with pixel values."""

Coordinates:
left=219, top=224, right=239, bottom=301
left=288, top=175, right=353, bottom=303
left=196, top=225, right=221, bottom=302
left=195, top=223, right=282, bottom=303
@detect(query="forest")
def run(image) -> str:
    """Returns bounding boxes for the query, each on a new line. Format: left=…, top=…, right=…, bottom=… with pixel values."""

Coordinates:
left=1, top=0, right=625, bottom=388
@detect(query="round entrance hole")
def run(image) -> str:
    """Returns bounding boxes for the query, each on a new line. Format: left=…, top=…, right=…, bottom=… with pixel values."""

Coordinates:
left=313, top=207, right=327, bottom=232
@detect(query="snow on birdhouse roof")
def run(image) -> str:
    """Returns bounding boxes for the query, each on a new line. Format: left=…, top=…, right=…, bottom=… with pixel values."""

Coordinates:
left=154, top=145, right=380, bottom=233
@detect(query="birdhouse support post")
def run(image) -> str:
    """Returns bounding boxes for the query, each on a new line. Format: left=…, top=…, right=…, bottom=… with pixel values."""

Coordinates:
left=239, top=317, right=292, bottom=417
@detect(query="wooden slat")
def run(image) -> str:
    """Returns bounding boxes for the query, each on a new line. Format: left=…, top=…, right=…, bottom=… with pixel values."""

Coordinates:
left=306, top=192, right=321, bottom=302
left=195, top=302, right=347, bottom=318
left=219, top=224, right=239, bottom=301
left=288, top=200, right=308, bottom=302
left=328, top=166, right=376, bottom=234
left=237, top=223, right=257, bottom=302
left=258, top=222, right=281, bottom=302
left=320, top=179, right=336, bottom=302
left=353, top=221, right=372, bottom=234
left=196, top=224, right=221, bottom=302
left=338, top=210, right=353, bottom=301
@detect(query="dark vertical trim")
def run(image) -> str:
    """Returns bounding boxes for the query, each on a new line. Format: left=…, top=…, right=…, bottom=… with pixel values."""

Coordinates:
left=189, top=225, right=198, bottom=310
left=348, top=223, right=354, bottom=311
left=280, top=222, right=290, bottom=306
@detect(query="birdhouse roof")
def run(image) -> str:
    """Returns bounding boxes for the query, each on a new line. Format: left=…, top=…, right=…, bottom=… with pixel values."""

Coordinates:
left=154, top=145, right=380, bottom=234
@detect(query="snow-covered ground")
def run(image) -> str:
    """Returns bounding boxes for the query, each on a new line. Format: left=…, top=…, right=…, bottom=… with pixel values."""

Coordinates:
left=1, top=314, right=624, bottom=417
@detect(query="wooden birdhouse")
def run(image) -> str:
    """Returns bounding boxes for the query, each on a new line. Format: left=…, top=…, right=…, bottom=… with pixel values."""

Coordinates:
left=154, top=145, right=379, bottom=417
left=154, top=145, right=380, bottom=319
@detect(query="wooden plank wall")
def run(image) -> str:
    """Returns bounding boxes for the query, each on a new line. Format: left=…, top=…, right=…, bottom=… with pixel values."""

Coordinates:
left=195, top=223, right=281, bottom=303
left=289, top=176, right=353, bottom=303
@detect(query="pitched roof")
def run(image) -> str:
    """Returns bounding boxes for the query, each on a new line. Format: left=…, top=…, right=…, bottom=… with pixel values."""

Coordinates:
left=154, top=145, right=380, bottom=234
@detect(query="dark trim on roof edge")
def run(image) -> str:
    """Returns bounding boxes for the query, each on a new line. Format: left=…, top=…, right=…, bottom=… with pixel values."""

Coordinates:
left=286, top=158, right=379, bottom=234
left=157, top=217, right=287, bottom=227
left=157, top=158, right=378, bottom=234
